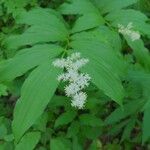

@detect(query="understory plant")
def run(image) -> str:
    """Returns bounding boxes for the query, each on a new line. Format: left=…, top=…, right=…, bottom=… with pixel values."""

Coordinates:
left=0, top=0, right=150, bottom=149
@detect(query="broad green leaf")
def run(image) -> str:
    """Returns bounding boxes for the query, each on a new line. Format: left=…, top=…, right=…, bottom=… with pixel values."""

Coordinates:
left=0, top=44, right=63, bottom=81
left=0, top=84, right=7, bottom=96
left=71, top=12, right=104, bottom=33
left=142, top=100, right=150, bottom=143
left=108, top=120, right=129, bottom=136
left=72, top=136, right=82, bottom=150
left=49, top=95, right=69, bottom=108
left=104, top=100, right=144, bottom=125
left=70, top=38, right=125, bottom=104
left=67, top=121, right=80, bottom=138
left=128, top=69, right=150, bottom=143
left=124, top=37, right=150, bottom=70
left=3, top=0, right=37, bottom=16
left=128, top=69, right=150, bottom=98
left=106, top=9, right=147, bottom=27
left=106, top=9, right=150, bottom=37
left=3, top=8, right=68, bottom=50
left=50, top=138, right=71, bottom=150
left=0, top=124, right=7, bottom=139
left=81, top=126, right=101, bottom=139
left=88, top=140, right=102, bottom=150
left=15, top=132, right=40, bottom=150
left=33, top=113, right=48, bottom=132
left=12, top=63, right=60, bottom=142
left=121, top=118, right=136, bottom=142
left=59, top=0, right=98, bottom=15
left=71, top=26, right=122, bottom=52
left=54, top=110, right=77, bottom=128
left=93, top=0, right=138, bottom=14
left=79, top=114, right=103, bottom=127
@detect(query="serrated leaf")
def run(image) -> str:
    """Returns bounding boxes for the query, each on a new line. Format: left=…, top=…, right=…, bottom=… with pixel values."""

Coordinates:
left=12, top=63, right=60, bottom=142
left=79, top=114, right=103, bottom=127
left=15, top=132, right=40, bottom=150
left=54, top=110, right=77, bottom=128
left=0, top=44, right=63, bottom=82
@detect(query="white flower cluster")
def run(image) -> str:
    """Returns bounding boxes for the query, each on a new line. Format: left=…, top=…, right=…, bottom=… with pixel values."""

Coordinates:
left=118, top=22, right=140, bottom=41
left=53, top=52, right=91, bottom=109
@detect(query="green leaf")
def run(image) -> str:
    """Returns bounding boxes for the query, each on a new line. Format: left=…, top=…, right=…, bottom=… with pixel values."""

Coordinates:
left=0, top=84, right=7, bottom=96
left=142, top=100, right=150, bottom=143
left=105, top=100, right=144, bottom=125
left=50, top=138, right=71, bottom=150
left=3, top=8, right=68, bottom=50
left=67, top=121, right=80, bottom=138
left=0, top=44, right=63, bottom=81
left=15, top=132, right=40, bottom=150
left=59, top=0, right=98, bottom=15
left=88, top=140, right=102, bottom=150
left=71, top=12, right=104, bottom=33
left=3, top=0, right=36, bottom=16
left=70, top=37, right=125, bottom=104
left=0, top=124, right=7, bottom=139
left=79, top=114, right=103, bottom=127
left=81, top=126, right=101, bottom=139
left=124, top=37, right=150, bottom=70
left=93, top=0, right=138, bottom=14
left=108, top=120, right=129, bottom=136
left=12, top=63, right=60, bottom=142
left=33, top=112, right=48, bottom=132
left=54, top=110, right=77, bottom=128
left=105, top=9, right=150, bottom=37
left=71, top=26, right=122, bottom=52
left=127, top=69, right=150, bottom=98
left=121, top=118, right=136, bottom=142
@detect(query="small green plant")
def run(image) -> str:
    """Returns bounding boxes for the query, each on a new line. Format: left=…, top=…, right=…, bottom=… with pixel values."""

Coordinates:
left=0, top=0, right=150, bottom=149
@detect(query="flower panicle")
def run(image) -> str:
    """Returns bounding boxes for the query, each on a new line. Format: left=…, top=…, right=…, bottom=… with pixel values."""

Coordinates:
left=118, top=22, right=140, bottom=41
left=53, top=52, right=91, bottom=109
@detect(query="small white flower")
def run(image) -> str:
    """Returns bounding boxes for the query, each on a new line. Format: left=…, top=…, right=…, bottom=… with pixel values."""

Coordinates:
left=76, top=73, right=91, bottom=89
left=52, top=58, right=66, bottom=68
left=69, top=52, right=81, bottom=60
left=118, top=22, right=140, bottom=41
left=57, top=73, right=68, bottom=81
left=65, top=83, right=80, bottom=96
left=130, top=31, right=141, bottom=41
left=53, top=52, right=91, bottom=109
left=71, top=58, right=89, bottom=70
left=71, top=92, right=87, bottom=109
left=67, top=69, right=79, bottom=81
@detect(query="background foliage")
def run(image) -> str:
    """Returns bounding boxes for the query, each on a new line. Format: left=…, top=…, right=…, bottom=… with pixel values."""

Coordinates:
left=0, top=0, right=150, bottom=149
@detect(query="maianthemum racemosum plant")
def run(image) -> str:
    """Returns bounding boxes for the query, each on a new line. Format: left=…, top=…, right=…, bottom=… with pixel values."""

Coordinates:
left=0, top=0, right=150, bottom=149
left=52, top=22, right=140, bottom=109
